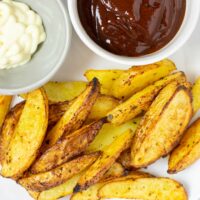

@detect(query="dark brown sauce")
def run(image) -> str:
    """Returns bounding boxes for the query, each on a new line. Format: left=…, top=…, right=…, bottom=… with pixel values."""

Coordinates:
left=78, top=0, right=186, bottom=57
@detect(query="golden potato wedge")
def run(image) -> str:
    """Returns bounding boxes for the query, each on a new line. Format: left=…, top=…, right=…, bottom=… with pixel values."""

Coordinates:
left=31, top=119, right=105, bottom=174
left=38, top=162, right=123, bottom=200
left=27, top=190, right=39, bottom=200
left=131, top=82, right=193, bottom=168
left=71, top=171, right=151, bottom=200
left=74, top=129, right=134, bottom=192
left=1, top=89, right=48, bottom=179
left=38, top=172, right=84, bottom=200
left=19, top=153, right=99, bottom=192
left=112, top=59, right=176, bottom=99
left=20, top=81, right=87, bottom=103
left=192, top=77, right=200, bottom=113
left=0, top=95, right=12, bottom=128
left=88, top=95, right=119, bottom=121
left=84, top=69, right=124, bottom=95
left=98, top=178, right=188, bottom=200
left=86, top=118, right=140, bottom=153
left=107, top=71, right=187, bottom=125
left=118, top=149, right=132, bottom=169
left=0, top=102, right=24, bottom=163
left=168, top=118, right=200, bottom=173
left=41, top=78, right=100, bottom=152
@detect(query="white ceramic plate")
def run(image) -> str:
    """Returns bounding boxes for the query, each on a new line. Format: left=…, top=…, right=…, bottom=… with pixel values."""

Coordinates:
left=1, top=2, right=200, bottom=200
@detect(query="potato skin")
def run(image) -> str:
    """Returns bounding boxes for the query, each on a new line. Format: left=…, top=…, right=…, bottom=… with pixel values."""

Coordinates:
left=98, top=178, right=188, bottom=200
left=168, top=118, right=200, bottom=174
left=1, top=89, right=49, bottom=179
left=131, top=82, right=193, bottom=168
left=74, top=130, right=133, bottom=192
left=19, top=153, right=99, bottom=192
left=41, top=78, right=100, bottom=152
left=0, top=102, right=24, bottom=163
left=112, top=59, right=176, bottom=99
left=107, top=72, right=187, bottom=125
left=192, top=77, right=200, bottom=113
left=31, top=119, right=105, bottom=174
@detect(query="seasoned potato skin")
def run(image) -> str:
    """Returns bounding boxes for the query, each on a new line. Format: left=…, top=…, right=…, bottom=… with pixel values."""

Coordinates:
left=1, top=89, right=49, bottom=179
left=0, top=102, right=24, bottom=163
left=74, top=130, right=134, bottom=192
left=168, top=118, right=200, bottom=174
left=192, top=77, right=200, bottom=113
left=118, top=149, right=133, bottom=169
left=112, top=59, right=176, bottom=99
left=0, top=95, right=12, bottom=128
left=31, top=119, right=105, bottom=174
left=107, top=72, right=187, bottom=125
left=19, top=153, right=99, bottom=192
left=131, top=83, right=193, bottom=168
left=98, top=178, right=188, bottom=200
left=41, top=78, right=100, bottom=152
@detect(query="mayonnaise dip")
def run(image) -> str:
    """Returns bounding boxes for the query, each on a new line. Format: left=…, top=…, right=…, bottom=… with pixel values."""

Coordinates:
left=0, top=0, right=46, bottom=69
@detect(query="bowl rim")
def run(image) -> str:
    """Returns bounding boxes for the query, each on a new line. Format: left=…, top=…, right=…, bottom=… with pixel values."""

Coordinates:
left=0, top=0, right=72, bottom=95
left=68, top=0, right=200, bottom=66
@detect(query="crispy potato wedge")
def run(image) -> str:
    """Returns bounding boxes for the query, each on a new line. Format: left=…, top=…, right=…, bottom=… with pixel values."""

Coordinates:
left=19, top=153, right=99, bottom=192
left=107, top=71, right=187, bottom=125
left=86, top=118, right=140, bottom=153
left=1, top=89, right=48, bottom=179
left=27, top=190, right=39, bottom=199
left=42, top=78, right=100, bottom=152
left=0, top=95, right=12, bottom=128
left=118, top=149, right=132, bottom=169
left=71, top=171, right=151, bottom=200
left=31, top=119, right=105, bottom=174
left=112, top=59, right=176, bottom=99
left=74, top=129, right=134, bottom=192
left=168, top=118, right=200, bottom=173
left=20, top=81, right=87, bottom=103
left=0, top=102, right=24, bottom=163
left=131, top=82, right=193, bottom=168
left=98, top=178, right=188, bottom=200
left=88, top=95, right=119, bottom=121
left=192, top=77, right=200, bottom=113
left=84, top=69, right=124, bottom=95
left=38, top=172, right=84, bottom=200
left=38, top=162, right=123, bottom=200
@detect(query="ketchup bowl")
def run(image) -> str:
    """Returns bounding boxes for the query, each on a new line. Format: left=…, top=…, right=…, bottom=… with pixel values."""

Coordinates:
left=68, top=0, right=200, bottom=65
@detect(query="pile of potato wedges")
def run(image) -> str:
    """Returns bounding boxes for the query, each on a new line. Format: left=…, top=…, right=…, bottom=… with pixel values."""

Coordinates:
left=0, top=59, right=200, bottom=200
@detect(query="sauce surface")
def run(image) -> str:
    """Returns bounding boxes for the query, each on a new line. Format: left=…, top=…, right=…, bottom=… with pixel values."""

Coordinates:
left=78, top=0, right=186, bottom=57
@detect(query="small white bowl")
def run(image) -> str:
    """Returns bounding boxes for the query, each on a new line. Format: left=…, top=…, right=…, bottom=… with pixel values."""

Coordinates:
left=0, top=0, right=72, bottom=95
left=68, top=0, right=200, bottom=66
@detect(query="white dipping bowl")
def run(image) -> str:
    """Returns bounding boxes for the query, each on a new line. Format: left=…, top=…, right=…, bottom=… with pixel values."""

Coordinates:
left=0, top=0, right=71, bottom=95
left=68, top=0, right=200, bottom=66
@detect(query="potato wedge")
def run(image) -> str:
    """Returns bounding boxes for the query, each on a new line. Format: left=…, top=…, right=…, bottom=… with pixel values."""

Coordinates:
left=0, top=102, right=24, bottom=163
left=131, top=82, right=193, bottom=168
left=19, top=153, right=99, bottom=192
left=38, top=162, right=124, bottom=200
left=1, top=89, right=48, bottom=179
left=74, top=129, right=134, bottom=192
left=0, top=95, right=12, bottom=128
left=84, top=69, right=124, bottom=95
left=20, top=81, right=87, bottom=103
left=86, top=118, right=140, bottom=153
left=168, top=118, right=200, bottom=173
left=41, top=78, right=100, bottom=152
left=71, top=171, right=151, bottom=200
left=31, top=119, right=105, bottom=174
left=112, top=59, right=176, bottom=99
left=98, top=178, right=188, bottom=200
left=192, top=77, right=200, bottom=113
left=118, top=149, right=132, bottom=169
left=107, top=71, right=187, bottom=125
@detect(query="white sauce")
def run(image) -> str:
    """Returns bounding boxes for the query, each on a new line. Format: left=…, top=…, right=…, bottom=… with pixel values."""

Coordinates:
left=0, top=0, right=46, bottom=69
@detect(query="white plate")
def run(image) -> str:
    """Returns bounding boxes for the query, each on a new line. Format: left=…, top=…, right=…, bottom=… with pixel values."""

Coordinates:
left=1, top=2, right=200, bottom=200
